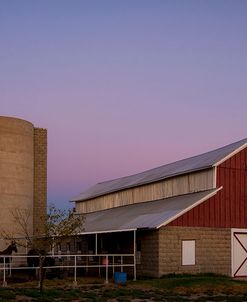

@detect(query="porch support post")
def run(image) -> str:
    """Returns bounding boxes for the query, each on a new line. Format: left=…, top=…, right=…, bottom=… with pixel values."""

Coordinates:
left=95, top=233, right=98, bottom=255
left=133, top=230, right=136, bottom=281
left=3, top=256, right=7, bottom=287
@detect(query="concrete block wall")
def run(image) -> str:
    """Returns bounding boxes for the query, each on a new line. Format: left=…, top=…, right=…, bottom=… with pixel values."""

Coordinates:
left=33, top=128, right=47, bottom=237
left=158, top=226, right=231, bottom=277
left=136, top=230, right=159, bottom=277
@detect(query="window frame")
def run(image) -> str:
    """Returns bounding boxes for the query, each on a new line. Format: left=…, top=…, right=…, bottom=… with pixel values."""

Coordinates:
left=181, top=240, right=196, bottom=266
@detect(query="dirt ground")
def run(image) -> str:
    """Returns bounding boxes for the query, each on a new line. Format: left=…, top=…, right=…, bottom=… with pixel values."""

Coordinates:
left=0, top=274, right=247, bottom=301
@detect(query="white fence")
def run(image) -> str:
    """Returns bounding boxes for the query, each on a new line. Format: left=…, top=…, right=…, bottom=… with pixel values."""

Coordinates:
left=0, top=254, right=136, bottom=286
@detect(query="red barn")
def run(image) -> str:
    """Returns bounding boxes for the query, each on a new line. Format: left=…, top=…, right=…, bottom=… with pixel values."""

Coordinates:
left=71, top=139, right=247, bottom=278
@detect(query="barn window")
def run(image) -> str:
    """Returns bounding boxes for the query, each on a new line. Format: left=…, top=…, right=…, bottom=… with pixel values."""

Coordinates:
left=136, top=240, right=141, bottom=264
left=76, top=242, right=82, bottom=252
left=182, top=240, right=195, bottom=265
left=88, top=235, right=95, bottom=252
left=57, top=243, right=61, bottom=253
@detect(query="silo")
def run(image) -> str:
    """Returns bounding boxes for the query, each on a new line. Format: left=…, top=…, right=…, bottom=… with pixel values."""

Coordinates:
left=0, top=116, right=34, bottom=250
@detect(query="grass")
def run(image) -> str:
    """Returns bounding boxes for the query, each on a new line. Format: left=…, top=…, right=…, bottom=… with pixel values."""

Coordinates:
left=0, top=274, right=246, bottom=301
left=134, top=273, right=247, bottom=294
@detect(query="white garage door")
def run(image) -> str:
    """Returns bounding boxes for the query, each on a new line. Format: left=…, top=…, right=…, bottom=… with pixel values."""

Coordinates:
left=232, top=229, right=247, bottom=277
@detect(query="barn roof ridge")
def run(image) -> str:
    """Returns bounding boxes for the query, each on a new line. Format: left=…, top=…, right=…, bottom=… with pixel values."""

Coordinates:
left=71, top=138, right=247, bottom=202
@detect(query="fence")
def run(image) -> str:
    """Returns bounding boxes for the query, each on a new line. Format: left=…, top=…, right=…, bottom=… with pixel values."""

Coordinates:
left=0, top=253, right=136, bottom=286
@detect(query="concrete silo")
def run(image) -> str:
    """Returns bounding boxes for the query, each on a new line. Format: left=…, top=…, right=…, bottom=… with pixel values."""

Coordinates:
left=0, top=116, right=47, bottom=251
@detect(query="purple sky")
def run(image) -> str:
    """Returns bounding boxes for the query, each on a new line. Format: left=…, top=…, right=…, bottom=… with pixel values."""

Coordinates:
left=1, top=1, right=247, bottom=208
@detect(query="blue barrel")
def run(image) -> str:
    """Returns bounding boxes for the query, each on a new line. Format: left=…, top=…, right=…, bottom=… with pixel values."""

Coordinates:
left=114, top=272, right=127, bottom=284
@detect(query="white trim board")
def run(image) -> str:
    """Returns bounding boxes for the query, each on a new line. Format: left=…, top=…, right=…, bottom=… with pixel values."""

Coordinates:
left=214, top=143, right=247, bottom=167
left=157, top=187, right=222, bottom=229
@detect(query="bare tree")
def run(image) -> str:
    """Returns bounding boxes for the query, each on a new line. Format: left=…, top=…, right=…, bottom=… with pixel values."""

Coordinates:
left=1, top=205, right=84, bottom=291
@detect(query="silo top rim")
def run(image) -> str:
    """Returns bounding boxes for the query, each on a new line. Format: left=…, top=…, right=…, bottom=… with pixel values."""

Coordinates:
left=0, top=116, right=34, bottom=127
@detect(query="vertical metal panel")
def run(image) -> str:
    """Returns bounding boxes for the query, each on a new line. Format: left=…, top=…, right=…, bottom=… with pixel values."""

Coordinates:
left=169, top=148, right=247, bottom=228
left=77, top=169, right=214, bottom=214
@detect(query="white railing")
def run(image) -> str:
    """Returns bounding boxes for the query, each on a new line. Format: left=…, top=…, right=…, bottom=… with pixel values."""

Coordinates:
left=0, top=254, right=136, bottom=286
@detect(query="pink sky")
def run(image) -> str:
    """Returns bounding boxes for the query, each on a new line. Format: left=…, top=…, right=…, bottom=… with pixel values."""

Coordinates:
left=1, top=1, right=247, bottom=208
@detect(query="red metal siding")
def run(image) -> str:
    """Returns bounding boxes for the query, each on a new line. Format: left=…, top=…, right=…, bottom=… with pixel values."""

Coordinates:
left=168, top=148, right=247, bottom=228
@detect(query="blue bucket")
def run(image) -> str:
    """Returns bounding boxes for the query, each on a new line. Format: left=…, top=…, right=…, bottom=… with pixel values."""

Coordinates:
left=114, top=272, right=127, bottom=284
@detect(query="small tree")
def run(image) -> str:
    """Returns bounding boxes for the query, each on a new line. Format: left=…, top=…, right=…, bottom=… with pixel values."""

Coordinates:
left=1, top=205, right=84, bottom=291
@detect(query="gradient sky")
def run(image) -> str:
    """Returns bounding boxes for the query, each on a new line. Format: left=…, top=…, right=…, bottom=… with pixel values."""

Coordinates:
left=1, top=1, right=247, bottom=208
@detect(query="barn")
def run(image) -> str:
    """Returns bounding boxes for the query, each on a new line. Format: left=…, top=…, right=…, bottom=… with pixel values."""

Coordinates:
left=71, top=138, right=247, bottom=278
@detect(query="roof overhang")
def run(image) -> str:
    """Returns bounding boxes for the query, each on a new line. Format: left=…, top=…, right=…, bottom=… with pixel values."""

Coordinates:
left=214, top=143, right=247, bottom=167
left=78, top=228, right=137, bottom=235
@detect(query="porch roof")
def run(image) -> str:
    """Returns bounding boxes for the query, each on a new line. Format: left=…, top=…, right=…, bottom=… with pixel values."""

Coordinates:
left=78, top=188, right=220, bottom=234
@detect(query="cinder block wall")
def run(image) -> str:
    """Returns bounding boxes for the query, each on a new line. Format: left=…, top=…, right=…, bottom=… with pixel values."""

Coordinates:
left=33, top=128, right=47, bottom=237
left=159, top=226, right=231, bottom=277
left=137, top=230, right=159, bottom=277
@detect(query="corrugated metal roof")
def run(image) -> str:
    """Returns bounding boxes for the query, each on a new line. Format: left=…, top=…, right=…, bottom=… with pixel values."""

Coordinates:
left=72, top=138, right=247, bottom=202
left=79, top=189, right=219, bottom=233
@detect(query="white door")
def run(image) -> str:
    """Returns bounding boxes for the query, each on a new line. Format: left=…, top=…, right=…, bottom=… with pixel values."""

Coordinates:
left=232, top=229, right=247, bottom=277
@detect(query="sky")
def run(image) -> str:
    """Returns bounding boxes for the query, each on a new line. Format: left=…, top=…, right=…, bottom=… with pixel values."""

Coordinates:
left=1, top=0, right=247, bottom=209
